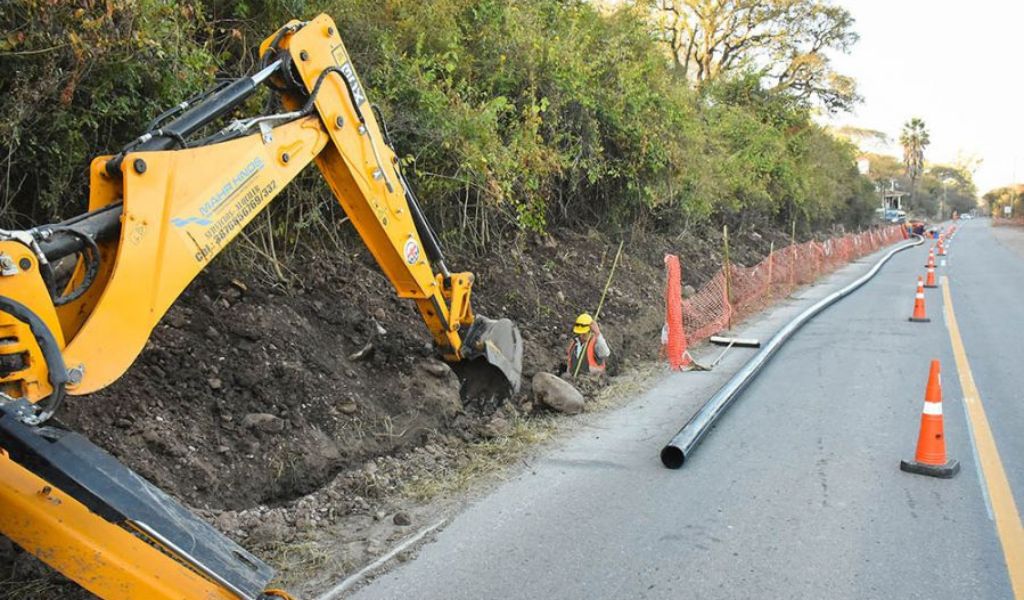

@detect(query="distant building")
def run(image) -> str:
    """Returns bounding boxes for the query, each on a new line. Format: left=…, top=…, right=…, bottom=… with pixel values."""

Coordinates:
left=884, top=190, right=907, bottom=211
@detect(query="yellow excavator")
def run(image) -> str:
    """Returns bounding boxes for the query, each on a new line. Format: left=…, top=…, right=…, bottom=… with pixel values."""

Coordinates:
left=0, top=15, right=521, bottom=599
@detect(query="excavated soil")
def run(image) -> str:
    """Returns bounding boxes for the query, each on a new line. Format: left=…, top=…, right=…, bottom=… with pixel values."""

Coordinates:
left=0, top=221, right=790, bottom=598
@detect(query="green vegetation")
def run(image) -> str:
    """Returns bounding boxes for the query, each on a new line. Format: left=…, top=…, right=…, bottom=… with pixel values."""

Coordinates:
left=1, top=0, right=883, bottom=248
left=861, top=152, right=978, bottom=219
left=899, top=117, right=930, bottom=202
left=983, top=185, right=1023, bottom=218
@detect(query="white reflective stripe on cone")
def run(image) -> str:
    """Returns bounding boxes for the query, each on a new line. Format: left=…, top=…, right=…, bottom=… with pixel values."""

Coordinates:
left=922, top=402, right=943, bottom=416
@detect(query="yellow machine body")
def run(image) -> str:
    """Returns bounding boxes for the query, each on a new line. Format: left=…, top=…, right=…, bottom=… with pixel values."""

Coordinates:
left=0, top=14, right=520, bottom=600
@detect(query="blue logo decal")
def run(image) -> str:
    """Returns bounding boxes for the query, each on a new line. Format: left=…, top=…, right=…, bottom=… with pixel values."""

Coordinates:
left=171, top=216, right=213, bottom=227
left=173, top=156, right=265, bottom=228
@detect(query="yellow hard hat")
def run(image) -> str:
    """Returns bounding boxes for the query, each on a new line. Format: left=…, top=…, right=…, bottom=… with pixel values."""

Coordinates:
left=573, top=313, right=593, bottom=334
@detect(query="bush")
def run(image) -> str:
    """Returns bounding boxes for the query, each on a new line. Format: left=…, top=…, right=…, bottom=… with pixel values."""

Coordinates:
left=1, top=0, right=879, bottom=244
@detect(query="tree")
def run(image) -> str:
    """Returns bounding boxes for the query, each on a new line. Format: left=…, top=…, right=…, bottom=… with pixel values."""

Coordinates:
left=899, top=118, right=930, bottom=202
left=983, top=185, right=1024, bottom=218
left=650, top=0, right=860, bottom=112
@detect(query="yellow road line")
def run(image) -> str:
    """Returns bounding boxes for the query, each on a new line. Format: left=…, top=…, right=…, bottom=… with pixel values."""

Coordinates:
left=942, top=275, right=1024, bottom=599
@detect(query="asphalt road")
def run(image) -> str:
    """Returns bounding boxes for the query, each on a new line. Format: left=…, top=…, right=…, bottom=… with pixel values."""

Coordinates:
left=350, top=220, right=1021, bottom=600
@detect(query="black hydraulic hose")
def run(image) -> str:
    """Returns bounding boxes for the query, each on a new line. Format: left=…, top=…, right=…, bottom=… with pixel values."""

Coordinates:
left=371, top=104, right=449, bottom=272
left=660, top=234, right=924, bottom=469
left=47, top=228, right=100, bottom=306
left=0, top=296, right=68, bottom=424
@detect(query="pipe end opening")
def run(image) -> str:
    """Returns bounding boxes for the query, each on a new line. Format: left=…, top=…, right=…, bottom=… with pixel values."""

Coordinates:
left=660, top=446, right=685, bottom=469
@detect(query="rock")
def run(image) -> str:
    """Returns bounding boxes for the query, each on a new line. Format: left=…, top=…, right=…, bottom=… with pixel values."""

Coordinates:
left=303, top=427, right=342, bottom=464
left=234, top=368, right=262, bottom=389
left=141, top=428, right=162, bottom=445
left=418, top=358, right=452, bottom=378
left=241, top=413, right=285, bottom=433
left=393, top=512, right=412, bottom=526
left=247, top=509, right=289, bottom=542
left=207, top=377, right=223, bottom=390
left=338, top=400, right=358, bottom=414
left=348, top=342, right=375, bottom=362
left=682, top=285, right=696, bottom=299
left=216, top=445, right=231, bottom=454
left=230, top=278, right=248, bottom=292
left=205, top=326, right=220, bottom=340
left=164, top=311, right=187, bottom=329
left=374, top=511, right=386, bottom=521
left=483, top=414, right=513, bottom=438
left=114, top=417, right=132, bottom=429
left=373, top=307, right=386, bottom=321
left=532, top=372, right=585, bottom=415
left=412, top=359, right=462, bottom=417
left=555, top=290, right=566, bottom=303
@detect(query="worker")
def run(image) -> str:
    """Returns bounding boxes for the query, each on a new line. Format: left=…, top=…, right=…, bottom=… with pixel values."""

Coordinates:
left=565, top=313, right=611, bottom=376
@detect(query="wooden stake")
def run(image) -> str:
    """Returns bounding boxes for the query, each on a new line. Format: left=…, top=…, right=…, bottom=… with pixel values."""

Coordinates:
left=789, top=219, right=797, bottom=288
left=723, top=225, right=732, bottom=329
left=573, top=239, right=624, bottom=378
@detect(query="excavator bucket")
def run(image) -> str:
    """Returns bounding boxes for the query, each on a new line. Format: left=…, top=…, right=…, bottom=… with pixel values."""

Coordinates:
left=460, top=316, right=523, bottom=395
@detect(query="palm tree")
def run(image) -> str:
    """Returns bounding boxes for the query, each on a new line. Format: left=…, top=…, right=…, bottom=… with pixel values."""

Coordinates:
left=900, top=118, right=930, bottom=202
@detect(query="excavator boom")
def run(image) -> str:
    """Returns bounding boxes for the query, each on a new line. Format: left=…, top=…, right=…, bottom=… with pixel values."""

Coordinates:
left=0, top=14, right=521, bottom=599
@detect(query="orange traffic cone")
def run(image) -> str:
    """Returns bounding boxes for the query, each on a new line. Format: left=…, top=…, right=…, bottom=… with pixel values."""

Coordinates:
left=938, top=239, right=946, bottom=256
left=924, top=264, right=937, bottom=288
left=925, top=248, right=935, bottom=269
left=900, top=360, right=959, bottom=478
left=909, top=277, right=930, bottom=322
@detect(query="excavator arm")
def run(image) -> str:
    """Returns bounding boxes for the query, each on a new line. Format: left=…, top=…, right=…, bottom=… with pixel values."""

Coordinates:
left=0, top=14, right=521, bottom=599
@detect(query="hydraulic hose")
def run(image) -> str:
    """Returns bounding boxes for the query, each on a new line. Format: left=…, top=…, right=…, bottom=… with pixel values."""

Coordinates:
left=0, top=296, right=68, bottom=425
left=660, top=234, right=924, bottom=469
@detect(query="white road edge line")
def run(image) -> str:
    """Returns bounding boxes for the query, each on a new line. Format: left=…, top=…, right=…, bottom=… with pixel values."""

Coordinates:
left=315, top=518, right=447, bottom=600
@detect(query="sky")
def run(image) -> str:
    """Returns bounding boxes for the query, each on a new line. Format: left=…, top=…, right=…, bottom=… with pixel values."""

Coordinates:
left=826, top=0, right=1024, bottom=194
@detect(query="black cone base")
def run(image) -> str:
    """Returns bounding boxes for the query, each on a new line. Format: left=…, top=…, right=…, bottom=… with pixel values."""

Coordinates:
left=900, top=458, right=960, bottom=479
left=908, top=317, right=931, bottom=322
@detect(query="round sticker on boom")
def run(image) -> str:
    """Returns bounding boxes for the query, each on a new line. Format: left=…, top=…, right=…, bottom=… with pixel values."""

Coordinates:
left=404, top=238, right=421, bottom=265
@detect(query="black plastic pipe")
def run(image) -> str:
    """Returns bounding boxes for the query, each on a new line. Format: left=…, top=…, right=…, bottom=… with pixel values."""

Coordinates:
left=660, top=234, right=923, bottom=469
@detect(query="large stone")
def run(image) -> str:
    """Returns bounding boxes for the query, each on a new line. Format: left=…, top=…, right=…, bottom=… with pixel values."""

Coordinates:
left=532, top=372, right=585, bottom=415
left=241, top=413, right=285, bottom=433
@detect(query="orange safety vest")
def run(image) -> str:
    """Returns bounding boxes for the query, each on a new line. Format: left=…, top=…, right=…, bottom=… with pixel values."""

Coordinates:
left=566, top=334, right=606, bottom=374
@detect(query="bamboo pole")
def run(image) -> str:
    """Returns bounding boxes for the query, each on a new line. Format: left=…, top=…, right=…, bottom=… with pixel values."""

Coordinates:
left=723, top=225, right=732, bottom=330
left=789, top=219, right=797, bottom=288
left=573, top=239, right=624, bottom=378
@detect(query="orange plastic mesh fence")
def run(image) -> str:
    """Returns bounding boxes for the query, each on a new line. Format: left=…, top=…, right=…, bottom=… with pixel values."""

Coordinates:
left=668, top=226, right=904, bottom=358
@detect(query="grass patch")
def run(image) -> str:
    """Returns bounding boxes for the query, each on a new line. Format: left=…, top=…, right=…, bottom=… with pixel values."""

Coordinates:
left=402, top=414, right=555, bottom=503
left=402, top=363, right=663, bottom=503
